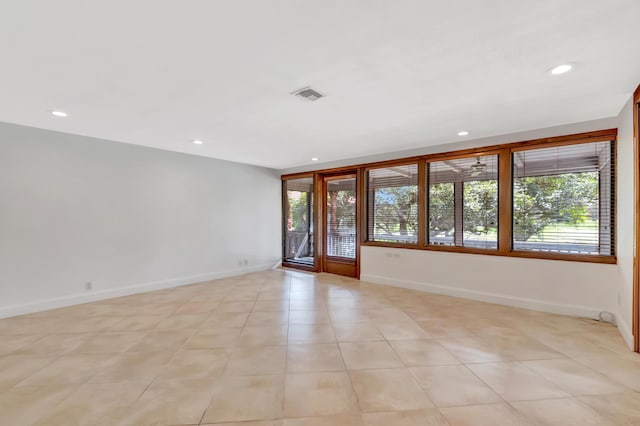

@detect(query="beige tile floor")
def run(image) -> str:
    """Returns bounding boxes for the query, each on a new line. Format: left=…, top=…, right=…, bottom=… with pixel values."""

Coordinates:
left=1, top=269, right=639, bottom=425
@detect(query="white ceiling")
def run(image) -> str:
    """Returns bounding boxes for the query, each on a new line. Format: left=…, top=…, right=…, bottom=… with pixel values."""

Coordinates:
left=0, top=1, right=638, bottom=170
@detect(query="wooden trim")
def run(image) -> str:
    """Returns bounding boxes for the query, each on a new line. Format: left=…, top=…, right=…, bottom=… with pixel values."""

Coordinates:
left=498, top=149, right=512, bottom=254
left=356, top=168, right=366, bottom=278
left=417, top=161, right=427, bottom=246
left=320, top=171, right=360, bottom=278
left=313, top=172, right=322, bottom=272
left=283, top=129, right=619, bottom=268
left=453, top=181, right=464, bottom=246
left=282, top=261, right=317, bottom=272
left=281, top=175, right=320, bottom=273
left=633, top=84, right=640, bottom=352
left=361, top=240, right=616, bottom=264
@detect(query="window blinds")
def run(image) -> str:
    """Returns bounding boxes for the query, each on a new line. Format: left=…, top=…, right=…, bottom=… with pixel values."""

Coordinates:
left=512, top=141, right=614, bottom=256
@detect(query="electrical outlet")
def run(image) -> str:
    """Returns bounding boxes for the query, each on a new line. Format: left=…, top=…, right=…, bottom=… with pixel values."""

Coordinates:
left=85, top=281, right=92, bottom=291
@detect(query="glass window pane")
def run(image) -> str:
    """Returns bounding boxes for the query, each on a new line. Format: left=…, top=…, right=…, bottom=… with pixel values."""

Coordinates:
left=283, top=177, right=314, bottom=264
left=428, top=182, right=455, bottom=245
left=512, top=141, right=614, bottom=255
left=326, top=177, right=357, bottom=258
left=428, top=155, right=498, bottom=249
left=463, top=180, right=498, bottom=249
left=367, top=165, right=418, bottom=244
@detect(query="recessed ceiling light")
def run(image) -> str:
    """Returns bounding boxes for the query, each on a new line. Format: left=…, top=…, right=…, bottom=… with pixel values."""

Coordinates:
left=550, top=64, right=573, bottom=75
left=51, top=110, right=67, bottom=117
left=311, top=157, right=319, bottom=162
left=458, top=131, right=469, bottom=136
left=192, top=140, right=203, bottom=145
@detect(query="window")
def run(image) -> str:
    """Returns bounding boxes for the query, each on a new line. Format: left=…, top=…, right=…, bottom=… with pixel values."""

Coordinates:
left=428, top=155, right=498, bottom=249
left=326, top=176, right=357, bottom=258
left=283, top=177, right=314, bottom=265
left=512, top=141, right=614, bottom=256
left=367, top=164, right=419, bottom=244
left=282, top=130, right=617, bottom=267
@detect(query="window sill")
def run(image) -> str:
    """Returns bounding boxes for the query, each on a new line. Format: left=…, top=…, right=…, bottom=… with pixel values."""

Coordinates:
left=361, top=241, right=617, bottom=264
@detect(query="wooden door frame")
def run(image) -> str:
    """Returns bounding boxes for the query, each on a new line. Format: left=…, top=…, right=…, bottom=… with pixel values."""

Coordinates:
left=320, top=171, right=361, bottom=278
left=633, top=85, right=640, bottom=352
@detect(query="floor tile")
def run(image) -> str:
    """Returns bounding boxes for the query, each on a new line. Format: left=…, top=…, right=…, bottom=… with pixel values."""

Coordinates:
left=156, top=348, right=230, bottom=381
left=389, top=339, right=459, bottom=367
left=239, top=325, right=288, bottom=347
left=332, top=323, right=384, bottom=342
left=226, top=345, right=286, bottom=375
left=573, top=355, right=640, bottom=391
left=522, top=358, right=628, bottom=396
left=0, top=269, right=635, bottom=425
left=202, top=375, right=284, bottom=423
left=287, top=343, right=345, bottom=372
left=14, top=333, right=94, bottom=357
left=0, top=354, right=55, bottom=391
left=89, top=351, right=173, bottom=383
left=579, top=392, right=640, bottom=425
left=202, top=311, right=249, bottom=328
left=511, top=397, right=615, bottom=426
left=283, top=415, right=362, bottom=425
left=108, top=315, right=166, bottom=331
left=440, top=403, right=532, bottom=426
left=468, top=362, right=570, bottom=401
left=411, top=365, right=502, bottom=407
left=109, top=378, right=217, bottom=425
left=184, top=326, right=243, bottom=349
left=155, top=313, right=209, bottom=331
left=246, top=310, right=289, bottom=326
left=284, top=372, right=359, bottom=417
left=288, top=324, right=336, bottom=344
left=0, top=385, right=75, bottom=425
left=362, top=409, right=449, bottom=426
left=340, top=341, right=403, bottom=370
left=33, top=382, right=148, bottom=426
left=349, top=368, right=433, bottom=412
left=288, top=309, right=330, bottom=324
left=377, top=321, right=431, bottom=340
left=74, top=332, right=146, bottom=353
left=16, top=354, right=116, bottom=386
left=126, top=330, right=193, bottom=352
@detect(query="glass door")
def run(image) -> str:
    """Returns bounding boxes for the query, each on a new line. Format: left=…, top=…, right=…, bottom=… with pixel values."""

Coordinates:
left=283, top=177, right=315, bottom=268
left=323, top=174, right=358, bottom=277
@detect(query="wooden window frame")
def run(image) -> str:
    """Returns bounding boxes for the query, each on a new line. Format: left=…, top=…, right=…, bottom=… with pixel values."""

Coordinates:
left=282, top=128, right=618, bottom=266
left=364, top=163, right=422, bottom=246
left=633, top=85, right=640, bottom=353
left=425, top=149, right=502, bottom=252
left=282, top=173, right=319, bottom=272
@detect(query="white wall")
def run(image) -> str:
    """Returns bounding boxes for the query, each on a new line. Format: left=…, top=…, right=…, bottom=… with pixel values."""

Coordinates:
left=361, top=246, right=619, bottom=319
left=280, top=117, right=618, bottom=175
left=0, top=122, right=281, bottom=318
left=616, top=96, right=635, bottom=348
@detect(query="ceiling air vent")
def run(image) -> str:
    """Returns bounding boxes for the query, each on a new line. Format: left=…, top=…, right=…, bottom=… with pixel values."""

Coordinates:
left=292, top=86, right=324, bottom=102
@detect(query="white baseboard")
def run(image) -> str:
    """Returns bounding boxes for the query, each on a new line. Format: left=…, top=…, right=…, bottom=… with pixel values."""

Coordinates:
left=617, top=316, right=635, bottom=350
left=361, top=274, right=603, bottom=319
left=0, top=263, right=273, bottom=319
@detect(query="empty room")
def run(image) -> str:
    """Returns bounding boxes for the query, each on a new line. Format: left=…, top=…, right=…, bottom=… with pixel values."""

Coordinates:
left=1, top=1, right=640, bottom=425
